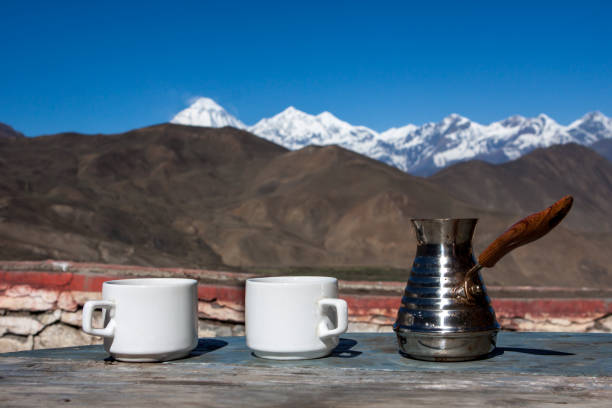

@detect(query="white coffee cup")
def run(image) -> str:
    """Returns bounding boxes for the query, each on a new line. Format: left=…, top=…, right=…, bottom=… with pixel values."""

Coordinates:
left=245, top=276, right=348, bottom=360
left=82, top=278, right=198, bottom=362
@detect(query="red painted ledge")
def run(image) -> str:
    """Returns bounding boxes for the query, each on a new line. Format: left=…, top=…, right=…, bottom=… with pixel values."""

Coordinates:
left=1, top=260, right=611, bottom=319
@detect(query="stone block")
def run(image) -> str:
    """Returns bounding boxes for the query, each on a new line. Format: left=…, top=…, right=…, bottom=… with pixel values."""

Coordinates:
left=61, top=310, right=82, bottom=327
left=34, top=323, right=102, bottom=349
left=547, top=317, right=593, bottom=326
left=370, top=315, right=394, bottom=325
left=198, top=301, right=244, bottom=323
left=349, top=315, right=375, bottom=323
left=0, top=286, right=60, bottom=312
left=501, top=316, right=594, bottom=332
left=231, top=324, right=245, bottom=336
left=57, top=292, right=78, bottom=312
left=587, top=314, right=612, bottom=333
left=4, top=286, right=59, bottom=304
left=217, top=299, right=245, bottom=312
left=348, top=322, right=380, bottom=333
left=61, top=309, right=104, bottom=328
left=0, top=295, right=55, bottom=311
left=498, top=317, right=525, bottom=331
left=539, top=318, right=593, bottom=332
left=36, top=310, right=62, bottom=326
left=198, top=319, right=234, bottom=338
left=4, top=285, right=33, bottom=297
left=32, top=288, right=59, bottom=304
left=598, top=315, right=612, bottom=331
left=71, top=291, right=101, bottom=305
left=0, top=315, right=44, bottom=335
left=0, top=334, right=33, bottom=352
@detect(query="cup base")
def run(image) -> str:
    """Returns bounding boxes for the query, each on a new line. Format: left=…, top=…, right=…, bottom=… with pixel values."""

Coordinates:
left=253, top=350, right=331, bottom=360
left=110, top=350, right=191, bottom=363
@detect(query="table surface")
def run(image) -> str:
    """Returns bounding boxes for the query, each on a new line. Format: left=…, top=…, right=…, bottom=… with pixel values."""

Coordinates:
left=1, top=332, right=611, bottom=407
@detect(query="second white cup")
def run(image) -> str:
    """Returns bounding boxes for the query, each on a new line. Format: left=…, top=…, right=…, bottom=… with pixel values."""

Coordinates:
left=245, top=276, right=348, bottom=360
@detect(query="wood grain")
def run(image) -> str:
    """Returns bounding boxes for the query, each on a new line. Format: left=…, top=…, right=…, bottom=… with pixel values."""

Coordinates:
left=0, top=332, right=611, bottom=407
left=478, top=195, right=574, bottom=268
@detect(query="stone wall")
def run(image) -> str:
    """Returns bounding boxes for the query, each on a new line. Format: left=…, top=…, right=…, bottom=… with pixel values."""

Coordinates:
left=1, top=260, right=611, bottom=353
left=0, top=285, right=246, bottom=353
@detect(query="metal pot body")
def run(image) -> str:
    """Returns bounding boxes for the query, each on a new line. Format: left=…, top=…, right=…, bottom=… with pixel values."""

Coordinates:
left=393, top=218, right=499, bottom=361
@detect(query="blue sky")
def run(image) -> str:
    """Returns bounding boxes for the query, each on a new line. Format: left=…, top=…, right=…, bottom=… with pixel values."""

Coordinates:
left=1, top=1, right=611, bottom=136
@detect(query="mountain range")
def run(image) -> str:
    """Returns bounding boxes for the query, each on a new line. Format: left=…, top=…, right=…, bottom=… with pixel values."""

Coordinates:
left=1, top=123, right=611, bottom=287
left=171, top=98, right=612, bottom=176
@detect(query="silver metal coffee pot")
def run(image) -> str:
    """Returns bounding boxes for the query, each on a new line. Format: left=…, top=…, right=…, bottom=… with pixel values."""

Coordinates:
left=394, top=196, right=573, bottom=361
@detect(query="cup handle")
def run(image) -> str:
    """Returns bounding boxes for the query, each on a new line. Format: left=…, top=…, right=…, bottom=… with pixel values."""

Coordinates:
left=82, top=300, right=116, bottom=338
left=317, top=298, right=348, bottom=339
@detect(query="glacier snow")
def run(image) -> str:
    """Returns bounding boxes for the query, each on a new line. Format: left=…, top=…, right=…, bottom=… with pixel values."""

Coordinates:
left=171, top=97, right=612, bottom=176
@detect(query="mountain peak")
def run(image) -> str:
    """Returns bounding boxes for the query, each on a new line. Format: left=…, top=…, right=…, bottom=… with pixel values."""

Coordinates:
left=248, top=105, right=377, bottom=152
left=316, top=111, right=349, bottom=127
left=570, top=111, right=609, bottom=126
left=581, top=111, right=607, bottom=122
left=442, top=113, right=470, bottom=124
left=316, top=111, right=336, bottom=120
left=171, top=97, right=246, bottom=129
left=278, top=106, right=308, bottom=116
left=537, top=113, right=553, bottom=122
left=567, top=111, right=612, bottom=144
left=190, top=97, right=223, bottom=110
left=500, top=115, right=527, bottom=127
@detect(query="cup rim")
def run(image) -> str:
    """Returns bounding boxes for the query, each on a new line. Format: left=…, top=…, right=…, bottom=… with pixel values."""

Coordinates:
left=246, top=276, right=337, bottom=286
left=103, top=278, right=197, bottom=287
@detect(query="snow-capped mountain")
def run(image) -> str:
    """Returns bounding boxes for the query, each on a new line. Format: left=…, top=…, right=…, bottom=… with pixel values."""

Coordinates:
left=374, top=113, right=576, bottom=175
left=171, top=97, right=246, bottom=129
left=567, top=111, right=612, bottom=144
left=248, top=107, right=378, bottom=154
left=171, top=97, right=612, bottom=176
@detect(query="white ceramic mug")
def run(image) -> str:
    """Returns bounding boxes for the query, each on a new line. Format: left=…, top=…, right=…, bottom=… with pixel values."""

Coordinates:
left=245, top=276, right=348, bottom=360
left=82, top=278, right=198, bottom=362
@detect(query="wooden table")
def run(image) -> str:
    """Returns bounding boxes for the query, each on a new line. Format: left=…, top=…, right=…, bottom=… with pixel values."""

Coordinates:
left=1, top=332, right=611, bottom=407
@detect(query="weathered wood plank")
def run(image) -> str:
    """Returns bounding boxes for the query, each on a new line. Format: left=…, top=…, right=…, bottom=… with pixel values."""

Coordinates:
left=0, top=332, right=610, bottom=407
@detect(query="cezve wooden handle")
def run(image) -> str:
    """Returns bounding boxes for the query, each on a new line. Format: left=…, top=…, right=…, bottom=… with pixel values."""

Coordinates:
left=478, top=195, right=574, bottom=268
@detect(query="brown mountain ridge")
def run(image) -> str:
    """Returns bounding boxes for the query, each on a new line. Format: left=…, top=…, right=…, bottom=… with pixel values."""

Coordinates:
left=431, top=143, right=612, bottom=233
left=0, top=123, right=610, bottom=287
left=0, top=123, right=24, bottom=140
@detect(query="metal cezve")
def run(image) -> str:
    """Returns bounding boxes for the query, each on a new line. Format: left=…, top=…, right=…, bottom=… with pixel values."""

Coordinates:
left=393, top=196, right=574, bottom=361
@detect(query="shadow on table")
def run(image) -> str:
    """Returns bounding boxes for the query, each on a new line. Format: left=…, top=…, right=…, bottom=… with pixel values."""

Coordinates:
left=189, top=339, right=229, bottom=357
left=396, top=346, right=576, bottom=362
left=489, top=346, right=575, bottom=358
left=103, top=339, right=229, bottom=363
left=330, top=338, right=362, bottom=358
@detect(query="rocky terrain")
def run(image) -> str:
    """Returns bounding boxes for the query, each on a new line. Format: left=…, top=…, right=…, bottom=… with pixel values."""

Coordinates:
left=0, top=122, right=611, bottom=287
